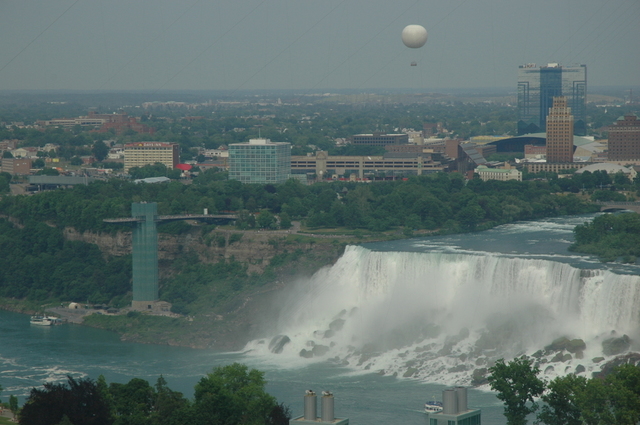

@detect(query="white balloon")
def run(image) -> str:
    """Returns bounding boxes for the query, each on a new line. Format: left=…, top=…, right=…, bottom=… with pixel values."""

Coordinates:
left=401, top=25, right=428, bottom=49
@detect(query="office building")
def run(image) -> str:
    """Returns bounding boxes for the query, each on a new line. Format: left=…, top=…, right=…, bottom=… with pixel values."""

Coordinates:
left=124, top=142, right=180, bottom=173
left=607, top=114, right=640, bottom=160
left=517, top=63, right=586, bottom=135
left=546, top=97, right=574, bottom=163
left=476, top=165, right=522, bottom=182
left=228, top=138, right=291, bottom=184
left=1, top=158, right=31, bottom=175
left=290, top=150, right=446, bottom=179
left=351, top=133, right=408, bottom=146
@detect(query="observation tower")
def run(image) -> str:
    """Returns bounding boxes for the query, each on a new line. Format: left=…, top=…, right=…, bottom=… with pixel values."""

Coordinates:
left=104, top=202, right=236, bottom=311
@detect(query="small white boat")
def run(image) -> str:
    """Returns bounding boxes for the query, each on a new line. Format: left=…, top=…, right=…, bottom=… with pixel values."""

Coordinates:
left=30, top=315, right=62, bottom=326
left=425, top=400, right=443, bottom=414
left=30, top=315, right=54, bottom=326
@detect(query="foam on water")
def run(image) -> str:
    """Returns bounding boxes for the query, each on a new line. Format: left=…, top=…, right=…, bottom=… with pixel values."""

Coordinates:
left=245, top=245, right=640, bottom=385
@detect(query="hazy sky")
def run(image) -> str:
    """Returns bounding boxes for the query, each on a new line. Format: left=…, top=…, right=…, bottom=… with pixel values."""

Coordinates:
left=0, top=0, right=638, bottom=92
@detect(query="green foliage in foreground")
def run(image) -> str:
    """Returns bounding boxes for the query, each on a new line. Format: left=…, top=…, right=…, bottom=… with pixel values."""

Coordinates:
left=16, top=363, right=290, bottom=425
left=488, top=358, right=640, bottom=425
left=488, top=357, right=545, bottom=425
left=570, top=213, right=640, bottom=262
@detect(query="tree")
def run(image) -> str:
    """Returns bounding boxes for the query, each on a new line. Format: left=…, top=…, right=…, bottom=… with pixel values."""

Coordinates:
left=70, top=156, right=83, bottom=166
left=488, top=356, right=545, bottom=425
left=36, top=167, right=60, bottom=176
left=148, top=375, right=191, bottom=425
left=19, top=376, right=112, bottom=425
left=278, top=212, right=292, bottom=229
left=92, top=141, right=110, bottom=162
left=257, top=210, right=277, bottom=229
left=9, top=394, right=18, bottom=420
left=536, top=374, right=586, bottom=425
left=192, top=363, right=289, bottom=425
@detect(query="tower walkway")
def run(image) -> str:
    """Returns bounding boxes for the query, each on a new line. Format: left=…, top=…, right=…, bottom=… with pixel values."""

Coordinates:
left=103, top=214, right=238, bottom=224
left=595, top=202, right=640, bottom=213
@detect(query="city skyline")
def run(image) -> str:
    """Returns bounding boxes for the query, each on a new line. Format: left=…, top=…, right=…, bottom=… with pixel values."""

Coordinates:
left=0, top=0, right=638, bottom=92
left=517, top=63, right=587, bottom=136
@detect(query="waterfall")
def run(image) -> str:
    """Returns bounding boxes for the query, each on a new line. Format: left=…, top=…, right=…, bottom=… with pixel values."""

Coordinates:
left=245, top=245, right=640, bottom=385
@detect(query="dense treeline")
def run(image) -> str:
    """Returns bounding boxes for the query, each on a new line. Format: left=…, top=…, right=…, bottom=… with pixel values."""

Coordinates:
left=13, top=363, right=291, bottom=425
left=0, top=172, right=599, bottom=235
left=488, top=356, right=640, bottom=425
left=524, top=168, right=639, bottom=198
left=0, top=219, right=131, bottom=304
left=570, top=213, right=640, bottom=263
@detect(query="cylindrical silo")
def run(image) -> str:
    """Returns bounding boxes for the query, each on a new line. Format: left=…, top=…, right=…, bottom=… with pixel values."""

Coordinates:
left=321, top=391, right=335, bottom=422
left=455, top=386, right=467, bottom=412
left=304, top=390, right=317, bottom=420
left=443, top=388, right=457, bottom=414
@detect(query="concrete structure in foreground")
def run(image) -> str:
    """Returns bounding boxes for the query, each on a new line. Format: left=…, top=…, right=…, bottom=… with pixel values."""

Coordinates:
left=427, top=387, right=481, bottom=425
left=290, top=390, right=349, bottom=425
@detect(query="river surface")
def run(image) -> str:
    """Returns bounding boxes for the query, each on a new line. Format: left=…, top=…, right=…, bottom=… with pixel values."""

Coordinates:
left=1, top=214, right=639, bottom=425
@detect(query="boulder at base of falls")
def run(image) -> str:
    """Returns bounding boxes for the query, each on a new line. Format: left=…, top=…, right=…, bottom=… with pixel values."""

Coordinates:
left=268, top=335, right=291, bottom=354
left=312, top=344, right=330, bottom=357
left=602, top=334, right=631, bottom=356
left=403, top=367, right=418, bottom=378
left=471, top=368, right=488, bottom=386
left=545, top=337, right=570, bottom=352
left=593, top=353, right=640, bottom=378
left=567, top=339, right=587, bottom=353
left=299, top=349, right=313, bottom=358
left=575, top=364, right=586, bottom=374
left=329, top=318, right=345, bottom=332
left=551, top=352, right=572, bottom=363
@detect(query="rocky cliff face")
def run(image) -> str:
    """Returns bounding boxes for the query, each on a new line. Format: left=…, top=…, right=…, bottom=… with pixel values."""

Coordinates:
left=63, top=226, right=346, bottom=349
left=64, top=227, right=341, bottom=275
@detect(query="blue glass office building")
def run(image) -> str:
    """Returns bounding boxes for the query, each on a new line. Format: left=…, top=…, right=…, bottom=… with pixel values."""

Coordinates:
left=229, top=138, right=291, bottom=184
left=517, top=63, right=586, bottom=136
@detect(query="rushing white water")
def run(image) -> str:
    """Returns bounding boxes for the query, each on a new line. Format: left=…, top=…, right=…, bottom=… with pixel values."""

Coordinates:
left=245, top=245, right=640, bottom=385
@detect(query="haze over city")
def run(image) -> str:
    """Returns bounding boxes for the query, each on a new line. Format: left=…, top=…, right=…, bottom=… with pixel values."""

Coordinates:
left=1, top=0, right=638, bottom=92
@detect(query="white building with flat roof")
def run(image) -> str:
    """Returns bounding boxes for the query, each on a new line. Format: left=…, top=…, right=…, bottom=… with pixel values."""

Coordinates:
left=476, top=165, right=522, bottom=182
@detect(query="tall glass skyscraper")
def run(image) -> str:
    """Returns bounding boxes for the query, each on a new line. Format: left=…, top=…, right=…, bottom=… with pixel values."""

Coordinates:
left=517, top=63, right=586, bottom=136
left=229, top=138, right=291, bottom=184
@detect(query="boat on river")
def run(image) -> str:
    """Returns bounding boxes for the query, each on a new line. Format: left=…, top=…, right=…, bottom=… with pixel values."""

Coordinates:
left=30, top=316, right=61, bottom=326
left=424, top=400, right=443, bottom=413
left=30, top=315, right=54, bottom=326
